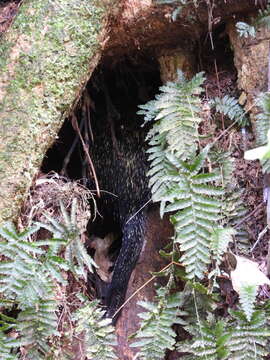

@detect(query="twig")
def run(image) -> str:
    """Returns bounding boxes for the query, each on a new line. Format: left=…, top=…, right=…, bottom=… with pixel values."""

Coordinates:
left=214, top=59, right=224, bottom=130
left=71, top=114, right=100, bottom=197
left=61, top=118, right=85, bottom=176
left=112, top=261, right=183, bottom=319
left=126, top=199, right=152, bottom=224
left=251, top=226, right=268, bottom=252
left=234, top=202, right=264, bottom=229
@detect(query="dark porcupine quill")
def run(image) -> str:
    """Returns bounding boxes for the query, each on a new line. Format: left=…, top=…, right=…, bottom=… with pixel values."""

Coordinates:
left=89, top=102, right=151, bottom=323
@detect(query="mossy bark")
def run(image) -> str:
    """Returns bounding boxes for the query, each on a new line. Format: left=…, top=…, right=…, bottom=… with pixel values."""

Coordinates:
left=0, top=0, right=110, bottom=224
left=227, top=21, right=270, bottom=119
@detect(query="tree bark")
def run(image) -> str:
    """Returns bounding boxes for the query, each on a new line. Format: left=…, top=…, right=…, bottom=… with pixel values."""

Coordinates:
left=0, top=0, right=110, bottom=224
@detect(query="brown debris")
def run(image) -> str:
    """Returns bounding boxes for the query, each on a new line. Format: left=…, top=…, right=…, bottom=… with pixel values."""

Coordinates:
left=19, top=172, right=94, bottom=237
left=0, top=0, right=20, bottom=36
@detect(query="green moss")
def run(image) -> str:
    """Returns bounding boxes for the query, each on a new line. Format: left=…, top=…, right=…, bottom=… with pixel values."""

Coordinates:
left=0, top=0, right=110, bottom=223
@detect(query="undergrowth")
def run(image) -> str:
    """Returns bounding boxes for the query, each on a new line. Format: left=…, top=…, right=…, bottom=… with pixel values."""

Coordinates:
left=0, top=200, right=116, bottom=360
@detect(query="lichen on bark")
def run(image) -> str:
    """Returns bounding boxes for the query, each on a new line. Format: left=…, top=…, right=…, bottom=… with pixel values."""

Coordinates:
left=0, top=0, right=109, bottom=224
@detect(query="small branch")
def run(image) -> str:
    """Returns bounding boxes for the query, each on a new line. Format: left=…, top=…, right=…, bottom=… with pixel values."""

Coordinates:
left=71, top=114, right=100, bottom=197
left=112, top=261, right=183, bottom=320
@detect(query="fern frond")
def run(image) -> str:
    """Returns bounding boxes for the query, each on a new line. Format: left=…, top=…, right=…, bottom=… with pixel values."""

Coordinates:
left=236, top=22, right=256, bottom=38
left=164, top=149, right=224, bottom=279
left=18, top=299, right=59, bottom=358
left=238, top=284, right=257, bottom=322
left=147, top=133, right=181, bottom=217
left=0, top=315, right=20, bottom=360
left=74, top=300, right=117, bottom=360
left=0, top=223, right=67, bottom=306
left=210, top=227, right=235, bottom=266
left=179, top=320, right=231, bottom=359
left=228, top=310, right=270, bottom=359
left=236, top=5, right=270, bottom=38
left=208, top=149, right=249, bottom=250
left=210, top=95, right=247, bottom=126
left=39, top=199, right=97, bottom=280
left=208, top=150, right=235, bottom=188
left=255, top=92, right=270, bottom=146
left=131, top=288, right=187, bottom=360
left=256, top=4, right=270, bottom=28
left=140, top=71, right=204, bottom=160
left=0, top=333, right=20, bottom=360
left=221, top=189, right=250, bottom=252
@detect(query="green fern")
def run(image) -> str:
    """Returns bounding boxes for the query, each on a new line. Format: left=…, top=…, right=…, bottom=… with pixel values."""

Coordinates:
left=256, top=3, right=270, bottom=28
left=139, top=71, right=204, bottom=159
left=0, top=223, right=67, bottom=307
left=237, top=284, right=257, bottom=322
left=245, top=92, right=270, bottom=170
left=236, top=22, right=256, bottom=38
left=165, top=147, right=224, bottom=279
left=0, top=201, right=99, bottom=359
left=131, top=288, right=187, bottom=360
left=145, top=132, right=170, bottom=211
left=0, top=314, right=20, bottom=360
left=208, top=150, right=250, bottom=251
left=208, top=150, right=235, bottom=188
left=228, top=310, right=270, bottom=359
left=210, top=95, right=247, bottom=127
left=74, top=300, right=117, bottom=360
left=18, top=299, right=59, bottom=359
left=179, top=320, right=231, bottom=359
left=0, top=222, right=46, bottom=303
left=236, top=4, right=270, bottom=38
left=210, top=227, right=235, bottom=267
left=255, top=92, right=270, bottom=146
left=39, top=199, right=97, bottom=280
left=139, top=71, right=205, bottom=217
left=221, top=190, right=250, bottom=252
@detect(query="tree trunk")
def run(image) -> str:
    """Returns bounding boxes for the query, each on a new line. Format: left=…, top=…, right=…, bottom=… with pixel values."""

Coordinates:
left=0, top=0, right=110, bottom=224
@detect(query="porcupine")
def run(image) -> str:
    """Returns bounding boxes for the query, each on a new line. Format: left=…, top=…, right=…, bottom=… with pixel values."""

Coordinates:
left=89, top=91, right=151, bottom=322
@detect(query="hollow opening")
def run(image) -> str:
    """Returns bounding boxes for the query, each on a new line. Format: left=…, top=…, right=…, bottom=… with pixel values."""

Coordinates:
left=42, top=54, right=162, bottom=239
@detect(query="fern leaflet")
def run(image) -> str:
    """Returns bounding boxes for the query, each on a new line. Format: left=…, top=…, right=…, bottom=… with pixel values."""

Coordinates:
left=179, top=320, right=231, bottom=359
left=139, top=71, right=204, bottom=160
left=164, top=148, right=224, bottom=279
left=39, top=199, right=97, bottom=280
left=236, top=22, right=256, bottom=38
left=238, top=284, right=257, bottom=322
left=210, top=227, right=235, bottom=266
left=210, top=95, right=247, bottom=126
left=255, top=92, right=270, bottom=146
left=131, top=288, right=187, bottom=360
left=18, top=299, right=59, bottom=358
left=0, top=314, right=20, bottom=360
left=74, top=300, right=117, bottom=360
left=228, top=310, right=270, bottom=359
